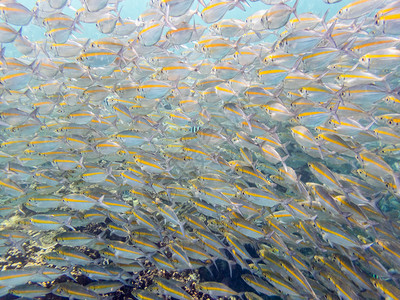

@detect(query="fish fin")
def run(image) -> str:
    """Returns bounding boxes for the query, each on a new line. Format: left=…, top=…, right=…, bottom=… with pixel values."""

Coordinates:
left=323, top=19, right=337, bottom=48
left=163, top=5, right=177, bottom=30
left=349, top=61, right=360, bottom=72
left=292, top=0, right=300, bottom=22
left=29, top=107, right=43, bottom=125
left=0, top=46, right=5, bottom=67
left=234, top=0, right=247, bottom=11
left=64, top=217, right=75, bottom=231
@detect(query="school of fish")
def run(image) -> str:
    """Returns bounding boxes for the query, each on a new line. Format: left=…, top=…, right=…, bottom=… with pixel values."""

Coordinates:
left=1, top=0, right=400, bottom=298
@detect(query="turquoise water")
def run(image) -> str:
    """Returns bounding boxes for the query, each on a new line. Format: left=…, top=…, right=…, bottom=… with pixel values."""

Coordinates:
left=6, top=0, right=353, bottom=55
left=0, top=0, right=400, bottom=299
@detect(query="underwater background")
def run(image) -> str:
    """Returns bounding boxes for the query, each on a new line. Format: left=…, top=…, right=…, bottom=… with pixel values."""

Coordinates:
left=0, top=0, right=400, bottom=299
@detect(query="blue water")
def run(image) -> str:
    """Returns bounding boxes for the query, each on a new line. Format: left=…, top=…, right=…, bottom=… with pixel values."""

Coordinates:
left=6, top=0, right=354, bottom=56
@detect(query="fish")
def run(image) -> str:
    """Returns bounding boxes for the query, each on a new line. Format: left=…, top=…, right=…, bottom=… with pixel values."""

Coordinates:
left=0, top=3, right=33, bottom=26
left=52, top=282, right=101, bottom=300
left=0, top=267, right=39, bottom=287
left=261, top=0, right=299, bottom=30
left=201, top=0, right=242, bottom=24
left=197, top=281, right=239, bottom=297
left=8, top=283, right=50, bottom=298
left=0, top=0, right=399, bottom=299
left=337, top=0, right=383, bottom=19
